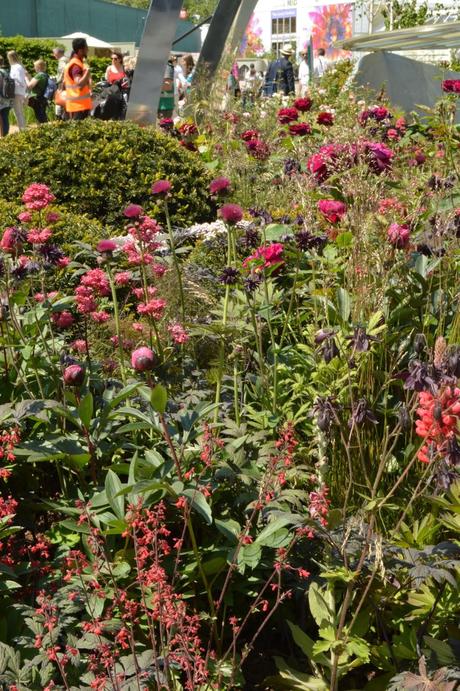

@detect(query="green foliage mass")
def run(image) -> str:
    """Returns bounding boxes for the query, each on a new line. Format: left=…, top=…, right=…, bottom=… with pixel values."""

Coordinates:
left=0, top=36, right=63, bottom=74
left=87, top=56, right=111, bottom=84
left=0, top=119, right=215, bottom=228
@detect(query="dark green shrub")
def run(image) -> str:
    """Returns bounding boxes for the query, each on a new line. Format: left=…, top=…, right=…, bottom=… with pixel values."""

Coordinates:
left=0, top=36, right=63, bottom=74
left=88, top=57, right=111, bottom=83
left=0, top=119, right=216, bottom=227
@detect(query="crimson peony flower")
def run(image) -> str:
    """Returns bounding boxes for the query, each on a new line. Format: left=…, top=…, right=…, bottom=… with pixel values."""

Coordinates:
left=294, top=97, right=313, bottom=112
left=218, top=203, right=244, bottom=225
left=131, top=346, right=155, bottom=371
left=124, top=204, right=144, bottom=218
left=151, top=180, right=172, bottom=196
left=22, top=183, right=55, bottom=210
left=387, top=222, right=410, bottom=249
left=317, top=111, right=334, bottom=126
left=288, top=122, right=311, bottom=136
left=442, top=79, right=460, bottom=93
left=209, top=177, right=231, bottom=196
left=63, top=364, right=85, bottom=386
left=97, top=239, right=117, bottom=253
left=243, top=243, right=284, bottom=272
left=318, top=199, right=347, bottom=224
left=277, top=107, right=299, bottom=124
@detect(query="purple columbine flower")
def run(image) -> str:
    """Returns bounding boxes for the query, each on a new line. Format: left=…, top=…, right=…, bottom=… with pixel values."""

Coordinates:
left=218, top=267, right=240, bottom=285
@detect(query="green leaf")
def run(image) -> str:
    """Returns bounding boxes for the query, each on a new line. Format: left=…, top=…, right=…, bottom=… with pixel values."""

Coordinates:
left=105, top=469, right=125, bottom=520
left=78, top=392, right=93, bottom=429
left=265, top=223, right=291, bottom=242
left=308, top=582, right=335, bottom=629
left=336, top=287, right=351, bottom=322
left=150, top=385, right=168, bottom=414
left=237, top=542, right=262, bottom=570
left=182, top=488, right=212, bottom=525
left=256, top=514, right=301, bottom=545
left=215, top=518, right=241, bottom=544
left=335, top=231, right=353, bottom=248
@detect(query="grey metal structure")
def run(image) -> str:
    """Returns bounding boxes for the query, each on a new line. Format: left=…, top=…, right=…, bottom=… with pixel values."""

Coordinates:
left=195, top=0, right=243, bottom=81
left=227, top=0, right=260, bottom=55
left=126, top=0, right=184, bottom=125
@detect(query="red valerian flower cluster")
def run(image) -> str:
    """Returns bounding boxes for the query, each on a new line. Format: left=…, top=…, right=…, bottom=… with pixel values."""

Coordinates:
left=308, top=485, right=331, bottom=527
left=22, top=183, right=56, bottom=210
left=415, top=386, right=460, bottom=463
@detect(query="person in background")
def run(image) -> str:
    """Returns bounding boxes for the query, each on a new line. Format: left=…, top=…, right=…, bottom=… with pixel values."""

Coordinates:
left=182, top=54, right=195, bottom=93
left=52, top=46, right=68, bottom=120
left=263, top=43, right=295, bottom=96
left=241, top=63, right=260, bottom=107
left=26, top=59, right=49, bottom=124
left=0, top=56, right=13, bottom=137
left=63, top=37, right=92, bottom=120
left=297, top=50, right=310, bottom=97
left=7, top=50, right=27, bottom=130
left=105, top=50, right=126, bottom=84
left=158, top=55, right=175, bottom=119
left=313, top=47, right=329, bottom=79
left=172, top=55, right=184, bottom=106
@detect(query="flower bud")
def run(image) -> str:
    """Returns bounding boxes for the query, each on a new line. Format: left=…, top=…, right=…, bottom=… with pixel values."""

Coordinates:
left=63, top=364, right=85, bottom=387
left=131, top=346, right=155, bottom=372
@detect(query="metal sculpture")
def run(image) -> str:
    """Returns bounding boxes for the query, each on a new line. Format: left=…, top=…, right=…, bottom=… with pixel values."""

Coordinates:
left=126, top=0, right=184, bottom=125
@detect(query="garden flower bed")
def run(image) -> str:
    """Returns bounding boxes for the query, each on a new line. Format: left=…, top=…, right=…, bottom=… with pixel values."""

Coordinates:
left=0, top=64, right=459, bottom=690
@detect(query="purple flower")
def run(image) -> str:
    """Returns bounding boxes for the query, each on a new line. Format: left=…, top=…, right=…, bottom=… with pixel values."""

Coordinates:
left=364, top=141, right=393, bottom=174
left=63, top=364, right=85, bottom=387
left=131, top=346, right=155, bottom=372
left=219, top=267, right=240, bottom=285
left=151, top=180, right=172, bottom=196
left=219, top=203, right=244, bottom=225
left=349, top=398, right=378, bottom=427
left=124, top=204, right=144, bottom=218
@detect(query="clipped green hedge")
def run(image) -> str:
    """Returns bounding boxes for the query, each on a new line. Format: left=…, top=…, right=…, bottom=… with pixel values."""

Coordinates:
left=0, top=119, right=215, bottom=227
left=0, top=36, right=63, bottom=74
left=88, top=57, right=111, bottom=83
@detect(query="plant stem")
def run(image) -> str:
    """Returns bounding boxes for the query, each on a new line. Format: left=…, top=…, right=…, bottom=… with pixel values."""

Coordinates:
left=107, top=263, right=126, bottom=384
left=164, top=199, right=186, bottom=322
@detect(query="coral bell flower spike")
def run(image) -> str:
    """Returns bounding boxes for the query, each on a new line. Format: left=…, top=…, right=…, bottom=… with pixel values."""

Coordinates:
left=131, top=347, right=155, bottom=372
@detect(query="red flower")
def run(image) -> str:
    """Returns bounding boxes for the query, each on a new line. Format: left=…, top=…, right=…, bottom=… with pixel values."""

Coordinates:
left=151, top=180, right=172, bottom=196
left=22, top=183, right=55, bottom=210
left=240, top=128, right=259, bottom=141
left=131, top=347, right=155, bottom=371
left=52, top=311, right=75, bottom=329
left=124, top=204, right=144, bottom=218
left=277, top=107, right=299, bottom=124
left=63, top=364, right=85, bottom=387
left=442, top=79, right=460, bottom=93
left=317, top=111, right=334, bottom=126
left=246, top=138, right=270, bottom=160
left=209, top=177, right=231, bottom=196
left=218, top=203, right=244, bottom=225
left=1, top=227, right=23, bottom=253
left=317, top=199, right=347, bottom=224
left=294, top=97, right=312, bottom=112
left=288, top=122, right=311, bottom=136
left=416, top=387, right=460, bottom=463
left=244, top=243, right=284, bottom=272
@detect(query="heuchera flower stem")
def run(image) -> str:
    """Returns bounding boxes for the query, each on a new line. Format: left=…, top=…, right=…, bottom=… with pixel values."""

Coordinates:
left=163, top=199, right=186, bottom=323
left=214, top=226, right=233, bottom=422
left=107, top=265, right=126, bottom=385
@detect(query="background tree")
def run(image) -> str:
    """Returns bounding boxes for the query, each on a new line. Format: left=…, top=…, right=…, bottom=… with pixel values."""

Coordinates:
left=107, top=0, right=219, bottom=22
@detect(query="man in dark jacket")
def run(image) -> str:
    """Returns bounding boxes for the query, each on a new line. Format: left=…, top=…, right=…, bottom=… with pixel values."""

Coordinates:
left=263, top=43, right=295, bottom=96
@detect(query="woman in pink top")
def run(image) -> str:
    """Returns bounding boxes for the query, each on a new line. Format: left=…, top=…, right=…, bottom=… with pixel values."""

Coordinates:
left=105, top=51, right=126, bottom=84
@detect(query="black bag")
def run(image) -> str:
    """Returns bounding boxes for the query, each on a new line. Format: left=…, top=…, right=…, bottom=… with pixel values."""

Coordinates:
left=0, top=69, right=15, bottom=99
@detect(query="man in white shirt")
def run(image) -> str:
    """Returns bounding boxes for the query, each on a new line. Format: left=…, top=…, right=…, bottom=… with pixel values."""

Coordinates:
left=7, top=50, right=27, bottom=130
left=297, top=51, right=310, bottom=96
left=313, top=48, right=329, bottom=79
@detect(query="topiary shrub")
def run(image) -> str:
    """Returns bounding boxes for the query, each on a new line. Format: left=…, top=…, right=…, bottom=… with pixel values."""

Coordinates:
left=0, top=120, right=216, bottom=228
left=0, top=37, right=63, bottom=75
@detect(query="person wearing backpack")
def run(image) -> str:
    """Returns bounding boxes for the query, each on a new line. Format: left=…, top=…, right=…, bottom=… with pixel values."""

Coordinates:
left=7, top=51, right=27, bottom=130
left=26, top=59, right=49, bottom=124
left=0, top=55, right=14, bottom=137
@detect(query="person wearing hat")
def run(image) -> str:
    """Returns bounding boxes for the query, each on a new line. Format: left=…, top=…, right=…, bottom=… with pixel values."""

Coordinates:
left=263, top=43, right=295, bottom=97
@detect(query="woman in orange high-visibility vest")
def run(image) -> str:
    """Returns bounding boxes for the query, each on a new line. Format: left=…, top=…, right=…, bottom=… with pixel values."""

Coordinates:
left=64, top=37, right=92, bottom=120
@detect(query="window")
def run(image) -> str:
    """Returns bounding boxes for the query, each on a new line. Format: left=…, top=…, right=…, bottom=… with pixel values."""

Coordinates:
left=272, top=15, right=296, bottom=36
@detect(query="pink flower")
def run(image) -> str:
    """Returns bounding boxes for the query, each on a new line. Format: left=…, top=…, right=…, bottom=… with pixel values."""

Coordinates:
left=114, top=271, right=132, bottom=286
left=63, top=364, right=85, bottom=387
left=137, top=298, right=166, bottom=320
left=246, top=139, right=270, bottom=160
left=28, top=227, right=52, bottom=244
left=131, top=346, right=155, bottom=371
left=90, top=311, right=110, bottom=323
left=387, top=128, right=399, bottom=140
left=18, top=211, right=32, bottom=223
left=395, top=117, right=406, bottom=131
left=132, top=322, right=145, bottom=332
left=34, top=291, right=58, bottom=302
left=46, top=211, right=60, bottom=223
left=75, top=285, right=97, bottom=314
left=71, top=339, right=87, bottom=353
left=151, top=180, right=172, bottom=196
left=22, top=183, right=55, bottom=210
left=359, top=106, right=390, bottom=124
left=218, top=203, right=243, bottom=225
left=1, top=227, right=23, bottom=253
left=57, top=257, right=70, bottom=268
left=317, top=199, right=347, bottom=224
left=288, top=122, right=311, bottom=136
left=168, top=322, right=189, bottom=344
left=52, top=311, right=75, bottom=329
left=364, top=141, right=393, bottom=174
left=97, top=239, right=117, bottom=253
left=244, top=243, right=284, bottom=272
left=387, top=223, right=410, bottom=249
left=293, top=97, right=312, bottom=112
left=124, top=204, right=144, bottom=218
left=277, top=107, right=299, bottom=124
left=317, top=111, right=334, bottom=126
left=209, top=177, right=231, bottom=196
left=442, top=79, right=460, bottom=93
left=81, top=269, right=110, bottom=296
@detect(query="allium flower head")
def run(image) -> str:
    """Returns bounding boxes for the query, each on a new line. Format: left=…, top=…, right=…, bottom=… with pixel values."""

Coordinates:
left=151, top=180, right=172, bottom=196
left=218, top=204, right=244, bottom=225
left=131, top=346, right=155, bottom=372
left=209, top=177, right=231, bottom=196
left=22, top=183, right=55, bottom=210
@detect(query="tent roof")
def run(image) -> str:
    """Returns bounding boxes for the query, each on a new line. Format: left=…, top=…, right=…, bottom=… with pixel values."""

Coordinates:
left=62, top=31, right=113, bottom=48
left=338, top=20, right=460, bottom=51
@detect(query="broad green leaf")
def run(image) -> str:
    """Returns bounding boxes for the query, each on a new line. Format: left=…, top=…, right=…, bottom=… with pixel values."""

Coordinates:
left=182, top=488, right=212, bottom=525
left=308, top=582, right=335, bottom=629
left=265, top=223, right=291, bottom=242
left=150, top=385, right=168, bottom=414
left=256, top=514, right=301, bottom=545
left=335, top=231, right=353, bottom=248
left=336, top=287, right=351, bottom=322
left=105, top=469, right=125, bottom=520
left=237, top=542, right=261, bottom=570
left=78, top=392, right=93, bottom=429
left=215, top=518, right=241, bottom=544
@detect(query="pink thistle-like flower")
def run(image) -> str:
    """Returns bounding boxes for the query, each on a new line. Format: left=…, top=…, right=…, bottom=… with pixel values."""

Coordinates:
left=96, top=239, right=117, bottom=253
left=131, top=346, right=155, bottom=371
left=168, top=322, right=189, bottom=344
left=27, top=227, right=53, bottom=244
left=22, top=183, right=55, bottom=210
left=209, top=177, right=231, bottom=196
left=124, top=204, right=144, bottom=218
left=317, top=199, right=347, bottom=224
left=63, top=364, right=85, bottom=387
left=151, top=180, right=172, bottom=196
left=288, top=122, right=311, bottom=136
left=52, top=311, right=75, bottom=329
left=387, top=223, right=410, bottom=249
left=218, top=203, right=243, bottom=225
left=294, top=97, right=312, bottom=112
left=317, top=111, right=334, bottom=126
left=114, top=271, right=132, bottom=286
left=18, top=211, right=32, bottom=223
left=277, top=107, right=299, bottom=124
